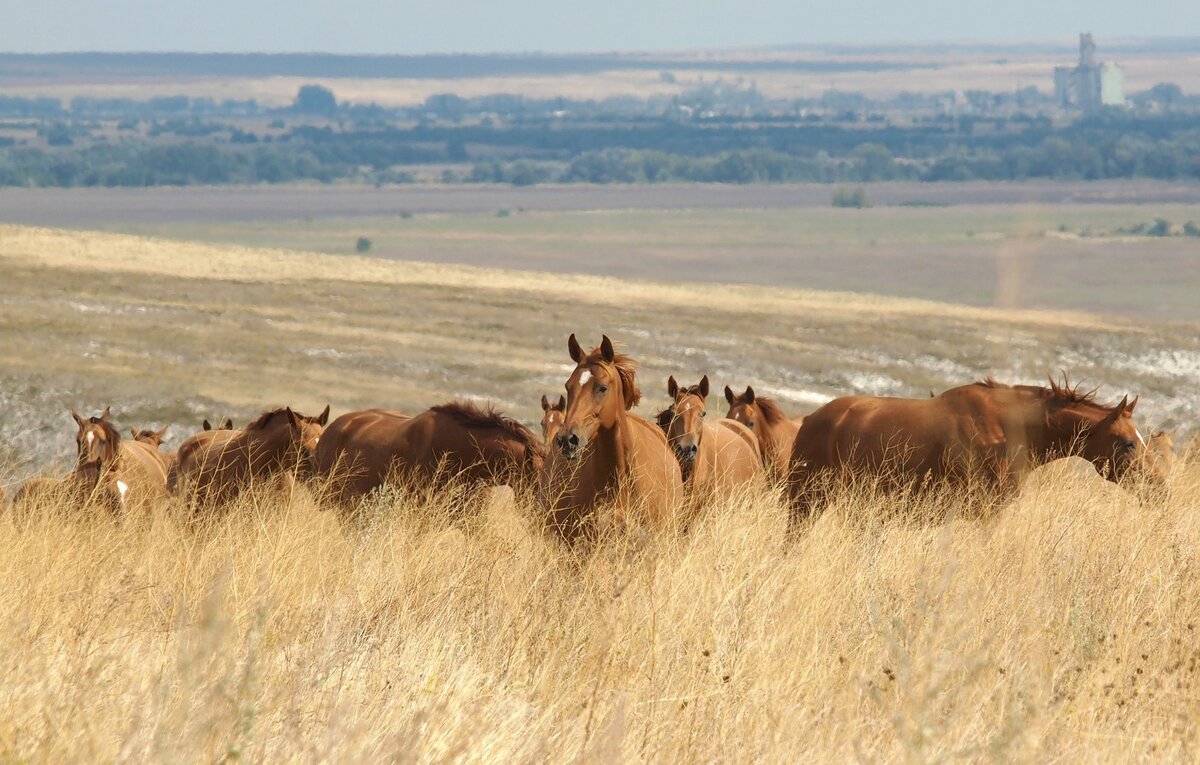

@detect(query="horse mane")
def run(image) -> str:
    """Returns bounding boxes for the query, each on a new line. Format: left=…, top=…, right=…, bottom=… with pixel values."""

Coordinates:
left=244, top=408, right=292, bottom=431
left=754, top=397, right=787, bottom=426
left=655, top=406, right=673, bottom=430
left=977, top=375, right=1121, bottom=413
left=581, top=346, right=641, bottom=409
left=430, top=401, right=544, bottom=457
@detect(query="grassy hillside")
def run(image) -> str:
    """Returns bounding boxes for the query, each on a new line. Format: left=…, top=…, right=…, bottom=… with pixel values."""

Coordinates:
left=2, top=227, right=1200, bottom=760
left=1, top=224, right=1197, bottom=479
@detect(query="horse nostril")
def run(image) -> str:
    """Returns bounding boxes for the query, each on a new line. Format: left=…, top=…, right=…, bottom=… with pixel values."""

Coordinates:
left=568, top=434, right=580, bottom=447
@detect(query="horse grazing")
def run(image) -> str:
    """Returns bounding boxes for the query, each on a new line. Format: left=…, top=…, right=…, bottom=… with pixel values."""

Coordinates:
left=658, top=375, right=763, bottom=499
left=71, top=407, right=169, bottom=509
left=788, top=376, right=1148, bottom=523
left=540, top=394, right=566, bottom=445
left=203, top=418, right=234, bottom=431
left=169, top=405, right=329, bottom=507
left=314, top=402, right=544, bottom=506
left=540, top=334, right=682, bottom=542
left=724, top=385, right=805, bottom=479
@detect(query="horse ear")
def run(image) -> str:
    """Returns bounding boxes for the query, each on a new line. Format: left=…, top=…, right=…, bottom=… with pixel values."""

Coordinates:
left=541, top=394, right=550, bottom=411
left=316, top=404, right=330, bottom=425
left=203, top=419, right=212, bottom=431
left=157, top=426, right=169, bottom=439
left=286, top=407, right=302, bottom=428
left=130, top=426, right=138, bottom=438
left=568, top=333, right=584, bottom=364
left=724, top=386, right=735, bottom=405
left=698, top=375, right=710, bottom=399
left=600, top=335, right=615, bottom=363
left=667, top=375, right=678, bottom=399
left=1126, top=395, right=1138, bottom=414
left=556, top=395, right=565, bottom=411
left=100, top=405, right=111, bottom=422
left=224, top=418, right=233, bottom=430
left=71, top=409, right=84, bottom=428
left=744, top=386, right=756, bottom=403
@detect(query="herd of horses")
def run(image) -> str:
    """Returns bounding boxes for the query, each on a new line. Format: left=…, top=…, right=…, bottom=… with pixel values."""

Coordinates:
left=3, top=334, right=1169, bottom=542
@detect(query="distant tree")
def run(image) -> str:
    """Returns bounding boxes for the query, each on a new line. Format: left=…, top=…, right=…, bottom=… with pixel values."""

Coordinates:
left=355, top=236, right=372, bottom=253
left=293, top=85, right=338, bottom=117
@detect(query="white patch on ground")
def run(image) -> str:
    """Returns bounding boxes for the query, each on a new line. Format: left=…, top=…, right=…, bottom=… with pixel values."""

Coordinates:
left=1106, top=350, right=1200, bottom=381
left=771, top=387, right=836, bottom=406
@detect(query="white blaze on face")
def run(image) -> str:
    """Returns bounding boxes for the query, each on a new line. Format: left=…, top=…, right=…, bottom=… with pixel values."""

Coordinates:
left=86, top=431, right=95, bottom=446
left=579, top=369, right=592, bottom=387
left=1135, top=428, right=1146, bottom=447
left=116, top=480, right=129, bottom=503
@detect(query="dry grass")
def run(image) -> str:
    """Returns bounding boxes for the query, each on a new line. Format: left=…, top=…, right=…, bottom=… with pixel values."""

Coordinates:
left=2, top=458, right=1199, bottom=762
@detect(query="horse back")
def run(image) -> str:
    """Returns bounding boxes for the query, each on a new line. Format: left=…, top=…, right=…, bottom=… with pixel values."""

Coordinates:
left=120, top=440, right=170, bottom=494
left=705, top=419, right=765, bottom=486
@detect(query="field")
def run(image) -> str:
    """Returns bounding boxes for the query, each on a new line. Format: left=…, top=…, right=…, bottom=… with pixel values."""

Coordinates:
left=2, top=223, right=1200, bottom=760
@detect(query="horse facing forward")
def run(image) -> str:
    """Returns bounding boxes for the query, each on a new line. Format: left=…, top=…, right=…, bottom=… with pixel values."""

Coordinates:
left=540, top=334, right=682, bottom=542
left=788, top=376, right=1149, bottom=525
left=658, top=375, right=763, bottom=503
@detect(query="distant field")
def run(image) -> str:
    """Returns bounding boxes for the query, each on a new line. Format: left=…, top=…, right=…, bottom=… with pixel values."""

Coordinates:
left=2, top=225, right=1197, bottom=479
left=89, top=198, right=1200, bottom=321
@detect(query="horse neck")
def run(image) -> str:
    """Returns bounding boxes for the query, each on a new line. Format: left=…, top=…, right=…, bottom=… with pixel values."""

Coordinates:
left=588, top=398, right=633, bottom=488
left=240, top=422, right=298, bottom=468
left=1014, top=395, right=1077, bottom=459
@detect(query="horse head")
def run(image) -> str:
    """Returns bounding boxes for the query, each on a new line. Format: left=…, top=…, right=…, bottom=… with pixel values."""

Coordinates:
left=664, top=375, right=709, bottom=469
left=540, top=393, right=566, bottom=445
left=556, top=334, right=639, bottom=460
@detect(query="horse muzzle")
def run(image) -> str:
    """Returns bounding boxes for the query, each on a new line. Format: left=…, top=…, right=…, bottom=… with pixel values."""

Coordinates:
left=674, top=444, right=699, bottom=465
left=556, top=432, right=584, bottom=460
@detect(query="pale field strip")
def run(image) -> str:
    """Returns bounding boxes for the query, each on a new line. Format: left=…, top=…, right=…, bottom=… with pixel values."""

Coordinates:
left=0, top=224, right=1117, bottom=332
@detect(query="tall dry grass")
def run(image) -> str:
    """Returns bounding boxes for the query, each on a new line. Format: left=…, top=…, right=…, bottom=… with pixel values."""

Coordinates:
left=3, top=460, right=1199, bottom=763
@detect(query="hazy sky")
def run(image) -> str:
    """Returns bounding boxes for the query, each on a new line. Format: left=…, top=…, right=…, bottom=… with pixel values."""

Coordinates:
left=5, top=0, right=1197, bottom=54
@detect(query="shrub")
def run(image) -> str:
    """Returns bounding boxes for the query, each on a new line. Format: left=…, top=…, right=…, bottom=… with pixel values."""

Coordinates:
left=832, top=187, right=870, bottom=208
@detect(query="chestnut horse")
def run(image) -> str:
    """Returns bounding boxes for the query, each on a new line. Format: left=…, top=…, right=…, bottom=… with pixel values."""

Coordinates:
left=540, top=334, right=682, bottom=542
left=132, top=425, right=176, bottom=471
left=72, top=407, right=169, bottom=509
left=658, top=375, right=763, bottom=497
left=169, top=405, right=328, bottom=507
left=314, top=402, right=544, bottom=506
left=540, top=394, right=566, bottom=445
left=203, top=418, right=234, bottom=431
left=724, top=386, right=805, bottom=479
left=788, top=377, right=1148, bottom=524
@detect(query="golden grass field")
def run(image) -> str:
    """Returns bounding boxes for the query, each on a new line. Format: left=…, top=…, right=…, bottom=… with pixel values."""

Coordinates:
left=2, top=225, right=1200, bottom=761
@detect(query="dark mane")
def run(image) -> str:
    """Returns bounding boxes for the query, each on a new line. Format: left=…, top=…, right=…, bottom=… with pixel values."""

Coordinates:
left=582, top=346, right=641, bottom=408
left=754, top=397, right=787, bottom=426
left=245, top=408, right=292, bottom=431
left=656, top=406, right=674, bottom=430
left=431, top=401, right=543, bottom=456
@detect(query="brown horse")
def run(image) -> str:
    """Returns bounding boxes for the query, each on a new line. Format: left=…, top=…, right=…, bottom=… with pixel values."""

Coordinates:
left=314, top=402, right=544, bottom=506
left=658, top=375, right=763, bottom=497
left=540, top=394, right=566, bottom=445
left=724, top=386, right=805, bottom=479
left=788, top=376, right=1148, bottom=523
left=169, top=405, right=328, bottom=507
left=72, top=407, right=169, bottom=509
left=540, top=334, right=683, bottom=542
left=202, top=418, right=234, bottom=431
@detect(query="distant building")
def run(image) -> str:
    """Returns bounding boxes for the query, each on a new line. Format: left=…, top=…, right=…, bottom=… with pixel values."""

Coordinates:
left=1054, top=33, right=1124, bottom=111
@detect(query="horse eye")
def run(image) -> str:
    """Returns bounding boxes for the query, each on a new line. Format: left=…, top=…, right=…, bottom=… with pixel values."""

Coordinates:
left=700, top=411, right=707, bottom=418
left=596, top=385, right=608, bottom=394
